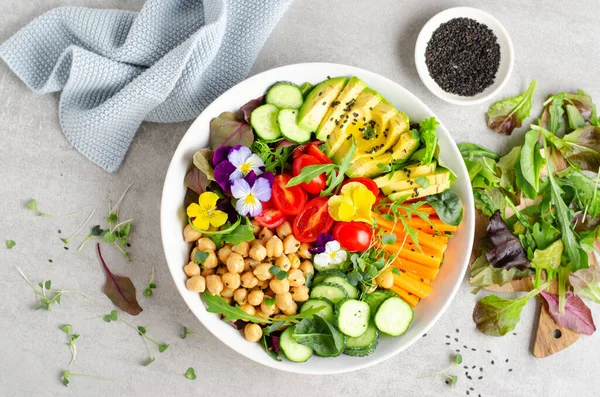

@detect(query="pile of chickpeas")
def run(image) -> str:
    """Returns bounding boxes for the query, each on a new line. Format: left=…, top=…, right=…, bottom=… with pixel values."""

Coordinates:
left=182, top=220, right=315, bottom=343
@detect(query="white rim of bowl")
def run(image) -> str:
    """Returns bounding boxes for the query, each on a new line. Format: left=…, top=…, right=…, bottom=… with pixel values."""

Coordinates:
left=414, top=7, right=514, bottom=106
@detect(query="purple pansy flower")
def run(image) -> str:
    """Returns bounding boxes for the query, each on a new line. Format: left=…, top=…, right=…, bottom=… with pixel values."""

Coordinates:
left=213, top=145, right=265, bottom=194
left=231, top=176, right=272, bottom=217
left=309, top=233, right=335, bottom=255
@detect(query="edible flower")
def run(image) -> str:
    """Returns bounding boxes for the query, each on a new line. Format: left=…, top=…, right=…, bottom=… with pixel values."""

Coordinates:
left=187, top=192, right=228, bottom=231
left=231, top=175, right=272, bottom=217
left=327, top=182, right=376, bottom=224
left=213, top=145, right=265, bottom=193
left=309, top=233, right=335, bottom=255
left=313, top=240, right=347, bottom=270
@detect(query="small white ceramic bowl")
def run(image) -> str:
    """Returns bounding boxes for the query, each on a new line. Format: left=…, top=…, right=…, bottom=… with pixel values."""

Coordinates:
left=414, top=7, right=514, bottom=106
left=160, top=63, right=475, bottom=374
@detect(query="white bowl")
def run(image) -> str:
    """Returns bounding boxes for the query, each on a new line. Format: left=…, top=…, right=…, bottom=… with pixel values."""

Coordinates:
left=160, top=62, right=475, bottom=374
left=414, top=7, right=514, bottom=106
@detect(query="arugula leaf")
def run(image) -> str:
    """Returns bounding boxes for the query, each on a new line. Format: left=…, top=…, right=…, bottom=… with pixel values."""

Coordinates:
left=293, top=315, right=345, bottom=357
left=469, top=253, right=533, bottom=292
left=322, top=140, right=357, bottom=196
left=569, top=267, right=600, bottom=304
left=251, top=140, right=295, bottom=174
left=418, top=117, right=439, bottom=165
left=540, top=291, right=596, bottom=335
left=487, top=81, right=536, bottom=135
left=202, top=291, right=269, bottom=323
left=532, top=222, right=560, bottom=250
left=222, top=217, right=254, bottom=245
left=457, top=143, right=499, bottom=160
left=286, top=164, right=336, bottom=187
left=425, top=190, right=463, bottom=226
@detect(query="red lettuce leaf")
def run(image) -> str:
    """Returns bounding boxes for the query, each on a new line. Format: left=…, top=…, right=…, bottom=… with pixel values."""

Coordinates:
left=540, top=290, right=596, bottom=335
left=184, top=148, right=214, bottom=195
left=485, top=211, right=530, bottom=270
left=209, top=112, right=254, bottom=149
left=240, top=96, right=264, bottom=123
left=97, top=244, right=143, bottom=316
left=486, top=81, right=536, bottom=135
left=185, top=167, right=210, bottom=195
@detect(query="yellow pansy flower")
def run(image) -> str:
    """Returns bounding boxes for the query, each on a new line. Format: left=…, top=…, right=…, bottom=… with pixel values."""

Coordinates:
left=327, top=182, right=376, bottom=224
left=186, top=192, right=228, bottom=231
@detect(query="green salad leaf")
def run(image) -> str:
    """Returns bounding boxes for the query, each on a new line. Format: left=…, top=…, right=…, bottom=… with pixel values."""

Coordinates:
left=569, top=267, right=600, bottom=304
left=293, top=315, right=345, bottom=357
left=425, top=190, right=463, bottom=226
left=520, top=130, right=545, bottom=193
left=473, top=188, right=505, bottom=217
left=222, top=217, right=254, bottom=245
left=469, top=253, right=533, bottom=293
left=6, top=240, right=15, bottom=249
left=487, top=81, right=536, bottom=135
left=418, top=117, right=439, bottom=165
left=495, top=147, right=520, bottom=193
left=531, top=240, right=563, bottom=288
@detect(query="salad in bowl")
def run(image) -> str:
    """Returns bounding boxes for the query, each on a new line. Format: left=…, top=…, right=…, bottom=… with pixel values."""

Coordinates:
left=175, top=74, right=466, bottom=363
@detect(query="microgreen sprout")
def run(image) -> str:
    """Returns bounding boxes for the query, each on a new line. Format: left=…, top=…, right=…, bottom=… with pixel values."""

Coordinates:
left=181, top=326, right=203, bottom=339
left=26, top=199, right=79, bottom=218
left=419, top=352, right=462, bottom=386
left=105, top=317, right=169, bottom=366
left=61, top=370, right=113, bottom=387
left=61, top=209, right=96, bottom=245
left=6, top=240, right=16, bottom=249
left=60, top=324, right=80, bottom=367
left=143, top=267, right=157, bottom=297
left=269, top=265, right=289, bottom=280
left=17, top=268, right=93, bottom=310
left=102, top=310, right=119, bottom=322
left=185, top=367, right=197, bottom=380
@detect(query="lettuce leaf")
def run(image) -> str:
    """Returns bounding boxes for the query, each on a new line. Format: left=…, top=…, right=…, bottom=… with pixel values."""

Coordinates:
left=569, top=267, right=600, bottom=304
left=473, top=188, right=506, bottom=218
left=540, top=291, right=596, bottom=335
left=540, top=124, right=600, bottom=171
left=185, top=148, right=214, bottom=195
left=470, top=253, right=533, bottom=293
left=496, top=147, right=520, bottom=193
left=487, top=81, right=536, bottom=135
left=418, top=117, right=439, bottom=165
left=473, top=292, right=532, bottom=336
left=486, top=211, right=530, bottom=270
left=209, top=112, right=254, bottom=149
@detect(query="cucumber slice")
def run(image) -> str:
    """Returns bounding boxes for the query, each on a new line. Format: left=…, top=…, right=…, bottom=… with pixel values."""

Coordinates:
left=344, top=340, right=378, bottom=357
left=323, top=276, right=359, bottom=299
left=309, top=283, right=348, bottom=304
left=276, top=109, right=312, bottom=143
left=336, top=299, right=371, bottom=337
left=363, top=290, right=398, bottom=317
left=300, top=299, right=334, bottom=323
left=345, top=320, right=378, bottom=349
left=374, top=296, right=414, bottom=336
left=280, top=325, right=313, bottom=363
left=313, top=269, right=346, bottom=286
left=266, top=82, right=304, bottom=109
left=299, top=82, right=315, bottom=97
left=250, top=104, right=281, bottom=141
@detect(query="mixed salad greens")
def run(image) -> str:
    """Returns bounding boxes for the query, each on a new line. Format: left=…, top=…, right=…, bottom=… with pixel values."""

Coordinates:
left=181, top=76, right=464, bottom=362
left=462, top=83, right=600, bottom=337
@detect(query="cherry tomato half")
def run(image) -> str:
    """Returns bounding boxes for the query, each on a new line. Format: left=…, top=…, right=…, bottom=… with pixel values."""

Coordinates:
left=308, top=143, right=334, bottom=164
left=293, top=154, right=327, bottom=194
left=272, top=174, right=308, bottom=216
left=254, top=200, right=287, bottom=228
left=293, top=197, right=335, bottom=242
left=333, top=221, right=373, bottom=252
left=341, top=177, right=380, bottom=197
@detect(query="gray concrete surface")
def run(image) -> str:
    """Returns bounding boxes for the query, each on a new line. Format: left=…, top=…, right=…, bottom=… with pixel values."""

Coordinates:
left=1, top=1, right=600, bottom=396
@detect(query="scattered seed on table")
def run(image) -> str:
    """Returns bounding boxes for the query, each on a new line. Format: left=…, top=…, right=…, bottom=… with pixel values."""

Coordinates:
left=468, top=376, right=473, bottom=380
left=480, top=367, right=483, bottom=372
left=478, top=376, right=483, bottom=380
left=463, top=345, right=468, bottom=349
left=486, top=350, right=491, bottom=353
left=456, top=328, right=460, bottom=333
left=467, top=391, right=470, bottom=396
left=472, top=365, right=476, bottom=369
left=48, top=259, right=53, bottom=263
left=471, top=348, right=477, bottom=351
left=470, top=388, right=474, bottom=391
left=508, top=369, right=513, bottom=372
left=491, top=361, right=495, bottom=365
left=505, top=359, right=509, bottom=363
left=464, top=366, right=468, bottom=369
left=455, top=338, right=459, bottom=342
left=446, top=335, right=451, bottom=339
left=58, top=229, right=62, bottom=234
left=64, top=247, right=69, bottom=250
left=445, top=380, right=449, bottom=385
left=446, top=342, right=451, bottom=345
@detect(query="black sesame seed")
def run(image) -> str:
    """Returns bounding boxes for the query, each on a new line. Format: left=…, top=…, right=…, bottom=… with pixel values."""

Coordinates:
left=446, top=335, right=450, bottom=339
left=467, top=391, right=470, bottom=396
left=505, top=359, right=509, bottom=363
left=471, top=348, right=476, bottom=351
left=491, top=361, right=494, bottom=365
left=463, top=366, right=468, bottom=369
left=486, top=350, right=491, bottom=353
left=456, top=328, right=460, bottom=333
left=64, top=247, right=69, bottom=250
left=446, top=342, right=451, bottom=345
left=478, top=376, right=483, bottom=380
left=48, top=259, right=54, bottom=263
left=508, top=368, right=513, bottom=372
left=318, top=91, right=322, bottom=96
left=58, top=229, right=62, bottom=234
left=472, top=365, right=476, bottom=369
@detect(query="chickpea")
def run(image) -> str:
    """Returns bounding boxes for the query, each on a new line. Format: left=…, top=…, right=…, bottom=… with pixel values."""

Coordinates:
left=226, top=252, right=245, bottom=273
left=240, top=271, right=259, bottom=288
left=247, top=289, right=265, bottom=306
left=250, top=219, right=262, bottom=236
left=257, top=279, right=270, bottom=290
left=184, top=262, right=201, bottom=277
left=275, top=255, right=291, bottom=272
left=290, top=285, right=309, bottom=302
left=186, top=275, right=206, bottom=293
left=244, top=323, right=262, bottom=343
left=283, top=235, right=300, bottom=254
left=276, top=221, right=292, bottom=239
left=298, top=242, right=312, bottom=259
left=376, top=271, right=394, bottom=289
left=282, top=301, right=298, bottom=316
left=253, top=263, right=273, bottom=281
left=288, top=253, right=301, bottom=269
left=233, top=288, right=248, bottom=305
left=217, top=245, right=232, bottom=264
left=288, top=269, right=305, bottom=287
left=249, top=243, right=267, bottom=261
left=275, top=292, right=294, bottom=311
left=203, top=250, right=219, bottom=269
left=206, top=275, right=224, bottom=295
left=270, top=278, right=290, bottom=295
left=232, top=241, right=250, bottom=257
left=244, top=258, right=260, bottom=272
left=216, top=266, right=226, bottom=276
left=265, top=236, right=284, bottom=258
left=183, top=224, right=202, bottom=242
left=223, top=296, right=233, bottom=305
left=222, top=272, right=241, bottom=290
left=200, top=267, right=216, bottom=277
left=260, top=300, right=276, bottom=316
left=299, top=260, right=314, bottom=276
left=259, top=227, right=274, bottom=244
left=197, top=237, right=217, bottom=252
left=221, top=287, right=235, bottom=298
left=240, top=304, right=256, bottom=316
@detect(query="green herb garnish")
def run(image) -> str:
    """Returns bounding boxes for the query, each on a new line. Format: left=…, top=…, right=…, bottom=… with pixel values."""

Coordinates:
left=6, top=240, right=15, bottom=249
left=185, top=367, right=197, bottom=380
left=26, top=199, right=79, bottom=218
left=143, top=267, right=157, bottom=297
left=17, top=268, right=93, bottom=310
left=181, top=326, right=203, bottom=339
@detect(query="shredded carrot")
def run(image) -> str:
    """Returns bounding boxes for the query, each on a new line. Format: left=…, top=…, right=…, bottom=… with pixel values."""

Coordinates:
left=393, top=272, right=432, bottom=299
left=408, top=217, right=457, bottom=233
left=372, top=212, right=449, bottom=246
left=392, top=258, right=439, bottom=280
left=404, top=241, right=445, bottom=258
left=404, top=270, right=430, bottom=284
left=378, top=242, right=441, bottom=268
left=391, top=285, right=420, bottom=307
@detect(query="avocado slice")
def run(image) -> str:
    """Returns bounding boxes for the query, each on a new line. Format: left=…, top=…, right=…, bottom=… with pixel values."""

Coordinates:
left=346, top=152, right=392, bottom=178
left=316, top=76, right=367, bottom=141
left=380, top=170, right=451, bottom=195
left=388, top=178, right=451, bottom=201
left=391, top=129, right=420, bottom=162
left=373, top=163, right=437, bottom=188
left=379, top=112, right=409, bottom=156
left=297, top=77, right=348, bottom=132
left=353, top=100, right=398, bottom=159
left=327, top=88, right=383, bottom=158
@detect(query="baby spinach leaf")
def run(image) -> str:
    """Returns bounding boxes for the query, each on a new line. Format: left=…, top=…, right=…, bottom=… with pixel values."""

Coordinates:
left=209, top=112, right=253, bottom=149
left=540, top=291, right=596, bottom=335
left=487, top=81, right=536, bottom=135
left=97, top=244, right=142, bottom=316
left=418, top=117, right=439, bottom=165
left=514, top=158, right=538, bottom=200
left=569, top=267, right=600, bottom=304
left=425, top=190, right=463, bottom=226
left=293, top=315, right=345, bottom=357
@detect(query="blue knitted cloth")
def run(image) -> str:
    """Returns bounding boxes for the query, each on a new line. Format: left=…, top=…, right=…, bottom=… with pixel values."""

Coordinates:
left=0, top=0, right=292, bottom=172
